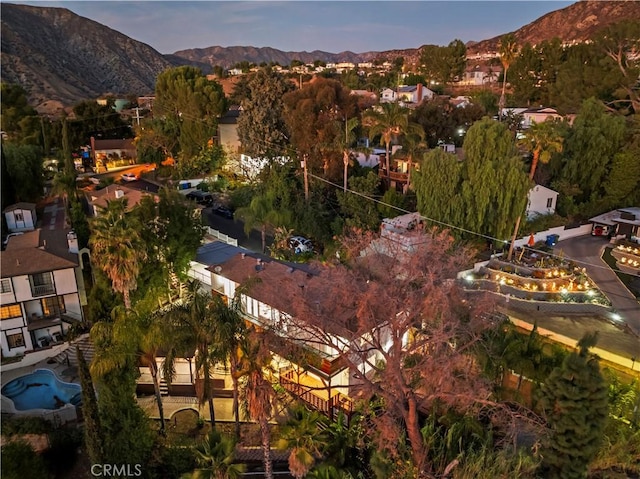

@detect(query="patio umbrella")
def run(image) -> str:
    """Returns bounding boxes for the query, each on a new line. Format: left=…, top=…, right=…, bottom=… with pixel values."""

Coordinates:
left=528, top=234, right=535, bottom=247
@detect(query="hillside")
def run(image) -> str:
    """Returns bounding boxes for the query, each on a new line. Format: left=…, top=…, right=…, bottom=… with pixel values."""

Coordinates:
left=0, top=3, right=177, bottom=114
left=467, top=0, right=640, bottom=54
left=1, top=1, right=639, bottom=112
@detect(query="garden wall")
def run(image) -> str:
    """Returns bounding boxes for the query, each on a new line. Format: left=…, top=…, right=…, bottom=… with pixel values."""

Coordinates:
left=513, top=223, right=592, bottom=248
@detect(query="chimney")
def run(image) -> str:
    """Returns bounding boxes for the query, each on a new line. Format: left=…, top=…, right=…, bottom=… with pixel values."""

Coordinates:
left=241, top=253, right=246, bottom=259
left=67, top=230, right=79, bottom=254
left=115, top=189, right=124, bottom=199
left=417, top=83, right=423, bottom=103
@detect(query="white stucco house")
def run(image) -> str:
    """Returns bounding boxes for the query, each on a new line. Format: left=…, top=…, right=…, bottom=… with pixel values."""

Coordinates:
left=526, top=185, right=558, bottom=219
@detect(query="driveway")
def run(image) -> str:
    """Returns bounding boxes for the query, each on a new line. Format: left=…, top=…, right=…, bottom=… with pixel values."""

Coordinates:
left=555, top=235, right=640, bottom=335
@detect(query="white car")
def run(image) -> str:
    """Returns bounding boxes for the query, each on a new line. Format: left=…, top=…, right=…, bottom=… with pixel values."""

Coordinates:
left=121, top=172, right=139, bottom=182
left=288, top=236, right=313, bottom=254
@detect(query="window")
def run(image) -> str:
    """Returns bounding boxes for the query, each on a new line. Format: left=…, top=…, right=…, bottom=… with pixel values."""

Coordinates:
left=1, top=304, right=21, bottom=320
left=14, top=212, right=24, bottom=222
left=6, top=332, right=25, bottom=349
left=1, top=279, right=11, bottom=294
left=42, top=296, right=65, bottom=317
left=546, top=197, right=554, bottom=208
left=29, top=272, right=54, bottom=296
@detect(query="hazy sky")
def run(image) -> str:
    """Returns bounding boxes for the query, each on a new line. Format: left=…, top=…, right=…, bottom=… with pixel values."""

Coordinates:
left=11, top=1, right=576, bottom=54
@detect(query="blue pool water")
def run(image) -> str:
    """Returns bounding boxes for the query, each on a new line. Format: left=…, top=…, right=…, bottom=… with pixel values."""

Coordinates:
left=1, top=369, right=82, bottom=411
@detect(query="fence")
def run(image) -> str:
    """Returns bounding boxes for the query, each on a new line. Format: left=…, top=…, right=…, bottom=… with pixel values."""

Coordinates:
left=205, top=227, right=238, bottom=246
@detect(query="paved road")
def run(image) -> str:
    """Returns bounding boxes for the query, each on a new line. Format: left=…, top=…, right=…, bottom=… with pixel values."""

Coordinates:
left=555, top=235, right=640, bottom=335
left=201, top=207, right=273, bottom=254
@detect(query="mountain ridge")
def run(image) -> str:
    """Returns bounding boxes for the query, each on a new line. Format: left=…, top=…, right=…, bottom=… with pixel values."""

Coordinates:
left=2, top=1, right=639, bottom=112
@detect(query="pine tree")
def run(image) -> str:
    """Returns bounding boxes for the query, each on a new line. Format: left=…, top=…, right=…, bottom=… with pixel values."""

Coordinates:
left=538, top=333, right=608, bottom=479
left=76, top=346, right=105, bottom=466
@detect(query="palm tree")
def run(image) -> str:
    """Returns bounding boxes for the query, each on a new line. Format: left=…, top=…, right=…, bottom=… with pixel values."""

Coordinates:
left=90, top=303, right=169, bottom=434
left=234, top=194, right=292, bottom=254
left=363, top=102, right=411, bottom=183
left=507, top=119, right=564, bottom=260
left=398, top=126, right=427, bottom=192
left=90, top=198, right=147, bottom=309
left=185, top=429, right=246, bottom=479
left=240, top=328, right=277, bottom=479
left=215, top=296, right=246, bottom=441
left=163, top=284, right=228, bottom=427
left=498, top=34, right=518, bottom=116
left=333, top=117, right=360, bottom=192
left=277, top=404, right=330, bottom=479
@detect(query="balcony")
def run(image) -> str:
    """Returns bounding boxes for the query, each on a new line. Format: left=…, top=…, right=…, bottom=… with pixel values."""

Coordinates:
left=378, top=168, right=409, bottom=184
left=30, top=284, right=56, bottom=297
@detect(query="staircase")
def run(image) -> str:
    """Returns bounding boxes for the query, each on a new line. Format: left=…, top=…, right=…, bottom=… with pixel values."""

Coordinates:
left=159, top=378, right=169, bottom=396
left=53, top=334, right=95, bottom=368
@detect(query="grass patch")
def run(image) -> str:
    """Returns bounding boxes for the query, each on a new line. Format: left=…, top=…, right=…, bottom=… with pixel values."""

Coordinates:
left=601, top=247, right=640, bottom=300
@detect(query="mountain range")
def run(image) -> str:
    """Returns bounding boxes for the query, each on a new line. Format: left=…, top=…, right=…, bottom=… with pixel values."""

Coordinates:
left=1, top=1, right=639, bottom=114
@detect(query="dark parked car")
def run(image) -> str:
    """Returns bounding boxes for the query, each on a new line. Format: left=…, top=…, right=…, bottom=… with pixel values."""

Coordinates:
left=213, top=206, right=234, bottom=219
left=185, top=190, right=214, bottom=207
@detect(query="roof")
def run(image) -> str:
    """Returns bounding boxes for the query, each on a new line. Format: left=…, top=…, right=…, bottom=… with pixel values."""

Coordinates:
left=529, top=184, right=558, bottom=196
left=195, top=241, right=248, bottom=266
left=87, top=185, right=154, bottom=213
left=522, top=107, right=559, bottom=115
left=92, top=138, right=135, bottom=150
left=3, top=202, right=36, bottom=213
left=589, top=207, right=640, bottom=226
left=207, top=253, right=358, bottom=335
left=1, top=229, right=78, bottom=277
left=218, top=107, right=242, bottom=124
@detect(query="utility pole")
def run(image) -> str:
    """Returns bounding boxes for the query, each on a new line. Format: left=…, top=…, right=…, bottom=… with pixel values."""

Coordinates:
left=133, top=107, right=143, bottom=127
left=302, top=154, right=309, bottom=202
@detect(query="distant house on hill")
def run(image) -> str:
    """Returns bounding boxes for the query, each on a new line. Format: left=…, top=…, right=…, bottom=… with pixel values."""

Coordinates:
left=3, top=203, right=37, bottom=232
left=381, top=84, right=434, bottom=105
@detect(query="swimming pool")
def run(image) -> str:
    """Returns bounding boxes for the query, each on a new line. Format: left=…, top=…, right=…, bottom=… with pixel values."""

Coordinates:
left=1, top=369, right=82, bottom=411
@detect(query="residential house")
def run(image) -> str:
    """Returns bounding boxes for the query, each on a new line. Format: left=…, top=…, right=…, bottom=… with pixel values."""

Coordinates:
left=381, top=84, right=434, bottom=105
left=217, top=106, right=242, bottom=172
left=3, top=203, right=37, bottom=233
left=90, top=137, right=137, bottom=172
left=0, top=229, right=86, bottom=357
left=589, top=207, right=640, bottom=240
left=459, top=64, right=501, bottom=86
left=526, top=185, right=558, bottom=219
left=521, top=107, right=564, bottom=128
left=86, top=185, right=154, bottom=217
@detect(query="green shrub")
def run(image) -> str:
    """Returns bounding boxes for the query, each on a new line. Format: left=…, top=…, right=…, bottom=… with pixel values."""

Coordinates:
left=1, top=441, right=51, bottom=479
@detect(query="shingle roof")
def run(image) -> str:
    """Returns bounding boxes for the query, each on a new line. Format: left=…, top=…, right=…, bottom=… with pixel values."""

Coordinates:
left=3, top=202, right=36, bottom=213
left=1, top=229, right=78, bottom=277
left=93, top=138, right=135, bottom=150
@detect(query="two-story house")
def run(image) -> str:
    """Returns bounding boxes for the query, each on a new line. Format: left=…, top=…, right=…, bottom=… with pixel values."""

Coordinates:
left=1, top=229, right=86, bottom=358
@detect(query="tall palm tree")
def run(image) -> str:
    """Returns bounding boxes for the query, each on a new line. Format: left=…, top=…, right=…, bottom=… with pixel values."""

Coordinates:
left=185, top=429, right=246, bottom=479
left=498, top=34, right=518, bottom=116
left=240, top=328, right=277, bottom=479
left=216, top=295, right=246, bottom=441
left=333, top=117, right=360, bottom=192
left=90, top=198, right=147, bottom=309
left=163, top=284, right=228, bottom=427
left=277, top=404, right=330, bottom=479
left=398, top=126, right=427, bottom=192
left=363, top=102, right=410, bottom=183
left=90, top=303, right=169, bottom=434
left=507, top=119, right=564, bottom=260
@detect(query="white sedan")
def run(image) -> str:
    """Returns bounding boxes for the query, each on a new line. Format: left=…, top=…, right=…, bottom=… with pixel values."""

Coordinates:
left=121, top=172, right=139, bottom=182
